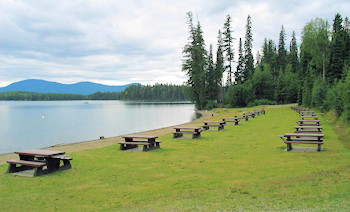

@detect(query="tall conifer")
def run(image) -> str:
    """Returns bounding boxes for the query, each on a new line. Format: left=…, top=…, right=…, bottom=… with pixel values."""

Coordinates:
left=277, top=25, right=287, bottom=72
left=244, top=15, right=254, bottom=80
left=223, top=15, right=234, bottom=86
left=182, top=12, right=207, bottom=109
left=289, top=31, right=299, bottom=73
left=329, top=13, right=346, bottom=81
left=236, top=38, right=244, bottom=84
left=215, top=30, right=225, bottom=103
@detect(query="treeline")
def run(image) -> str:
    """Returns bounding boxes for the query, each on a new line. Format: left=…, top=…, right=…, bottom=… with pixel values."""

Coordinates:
left=0, top=84, right=190, bottom=101
left=0, top=91, right=88, bottom=101
left=182, top=12, right=350, bottom=122
left=90, top=84, right=189, bottom=101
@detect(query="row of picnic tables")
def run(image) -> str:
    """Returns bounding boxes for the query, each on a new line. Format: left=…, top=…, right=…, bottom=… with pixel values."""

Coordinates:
left=171, top=108, right=266, bottom=139
left=6, top=108, right=266, bottom=177
left=279, top=107, right=324, bottom=151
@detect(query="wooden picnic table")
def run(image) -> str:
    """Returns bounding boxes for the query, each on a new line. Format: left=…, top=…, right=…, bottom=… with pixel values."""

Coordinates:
left=299, top=111, right=315, bottom=115
left=294, top=126, right=323, bottom=133
left=301, top=116, right=319, bottom=120
left=222, top=117, right=239, bottom=125
left=173, top=127, right=201, bottom=139
left=203, top=121, right=225, bottom=131
left=119, top=135, right=161, bottom=151
left=7, top=149, right=72, bottom=176
left=235, top=115, right=248, bottom=121
left=298, top=119, right=321, bottom=126
left=279, top=133, right=324, bottom=151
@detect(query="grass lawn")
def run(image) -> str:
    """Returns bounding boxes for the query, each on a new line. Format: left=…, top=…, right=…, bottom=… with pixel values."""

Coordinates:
left=0, top=105, right=349, bottom=211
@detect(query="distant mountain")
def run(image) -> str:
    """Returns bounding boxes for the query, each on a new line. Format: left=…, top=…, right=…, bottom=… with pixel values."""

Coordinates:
left=0, top=79, right=138, bottom=95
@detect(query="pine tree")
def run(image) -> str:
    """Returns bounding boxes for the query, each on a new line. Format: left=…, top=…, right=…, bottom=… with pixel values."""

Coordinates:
left=206, top=44, right=216, bottom=102
left=244, top=15, right=254, bottom=80
left=223, top=15, right=234, bottom=86
left=344, top=17, right=350, bottom=62
left=329, top=13, right=346, bottom=81
left=255, top=50, right=261, bottom=67
left=215, top=30, right=225, bottom=103
left=289, top=31, right=299, bottom=73
left=277, top=25, right=287, bottom=71
left=236, top=38, right=244, bottom=84
left=182, top=12, right=207, bottom=109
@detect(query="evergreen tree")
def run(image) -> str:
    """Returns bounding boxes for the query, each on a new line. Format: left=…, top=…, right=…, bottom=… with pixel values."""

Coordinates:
left=244, top=15, right=254, bottom=80
left=289, top=31, right=299, bottom=73
left=236, top=38, right=244, bottom=84
left=262, top=39, right=278, bottom=78
left=329, top=13, right=346, bottom=81
left=344, top=17, right=350, bottom=63
left=277, top=25, right=287, bottom=71
left=223, top=14, right=235, bottom=85
left=182, top=12, right=207, bottom=109
left=255, top=50, right=261, bottom=67
left=206, top=44, right=216, bottom=102
left=215, top=30, right=225, bottom=103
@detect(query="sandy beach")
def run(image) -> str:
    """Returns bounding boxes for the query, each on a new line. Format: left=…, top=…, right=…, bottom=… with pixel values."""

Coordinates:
left=0, top=110, right=214, bottom=165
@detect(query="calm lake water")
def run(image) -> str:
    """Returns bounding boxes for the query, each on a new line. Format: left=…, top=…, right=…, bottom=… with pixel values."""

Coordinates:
left=0, top=101, right=196, bottom=154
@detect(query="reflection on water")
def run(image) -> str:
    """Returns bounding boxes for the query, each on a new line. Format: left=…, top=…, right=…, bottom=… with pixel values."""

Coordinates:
left=0, top=100, right=196, bottom=154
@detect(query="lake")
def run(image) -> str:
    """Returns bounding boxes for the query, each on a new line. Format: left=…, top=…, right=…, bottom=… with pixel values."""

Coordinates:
left=0, top=101, right=196, bottom=154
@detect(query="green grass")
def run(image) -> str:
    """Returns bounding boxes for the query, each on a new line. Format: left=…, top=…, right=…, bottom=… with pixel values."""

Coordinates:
left=1, top=106, right=349, bottom=211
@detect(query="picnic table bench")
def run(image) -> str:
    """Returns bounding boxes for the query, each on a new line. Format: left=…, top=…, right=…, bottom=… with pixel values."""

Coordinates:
left=244, top=112, right=255, bottom=118
left=301, top=116, right=319, bottom=120
left=294, top=126, right=323, bottom=133
left=235, top=115, right=248, bottom=121
left=7, top=149, right=73, bottom=176
left=119, top=135, right=161, bottom=151
left=222, top=117, right=239, bottom=125
left=173, top=127, right=201, bottom=139
left=297, top=119, right=321, bottom=126
left=299, top=111, right=315, bottom=115
left=278, top=133, right=324, bottom=151
left=291, top=107, right=306, bottom=112
left=203, top=121, right=225, bottom=131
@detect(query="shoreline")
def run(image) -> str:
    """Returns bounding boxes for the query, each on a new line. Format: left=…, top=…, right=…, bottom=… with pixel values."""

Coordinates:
left=0, top=110, right=213, bottom=165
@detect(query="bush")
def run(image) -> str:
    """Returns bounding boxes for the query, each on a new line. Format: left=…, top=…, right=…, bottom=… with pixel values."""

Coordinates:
left=311, top=78, right=328, bottom=107
left=205, top=100, right=217, bottom=110
left=247, top=99, right=277, bottom=107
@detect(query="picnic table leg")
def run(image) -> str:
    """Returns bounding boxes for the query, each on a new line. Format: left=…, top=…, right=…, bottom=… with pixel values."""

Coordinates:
left=33, top=167, right=45, bottom=176
left=7, top=164, right=17, bottom=173
left=142, top=145, right=148, bottom=151
left=286, top=143, right=292, bottom=151
left=317, top=144, right=321, bottom=151
left=46, top=158, right=60, bottom=173
left=60, top=159, right=72, bottom=170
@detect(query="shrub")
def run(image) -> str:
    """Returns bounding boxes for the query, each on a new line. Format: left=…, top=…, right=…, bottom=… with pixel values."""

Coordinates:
left=247, top=99, right=277, bottom=107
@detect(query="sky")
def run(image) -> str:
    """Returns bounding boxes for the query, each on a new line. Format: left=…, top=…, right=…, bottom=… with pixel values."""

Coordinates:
left=0, top=0, right=349, bottom=87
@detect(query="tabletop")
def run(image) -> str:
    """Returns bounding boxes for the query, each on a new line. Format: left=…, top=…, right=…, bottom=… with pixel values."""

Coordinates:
left=174, top=127, right=201, bottom=130
left=284, top=133, right=324, bottom=137
left=122, top=135, right=158, bottom=139
left=294, top=126, right=323, bottom=129
left=15, top=149, right=65, bottom=157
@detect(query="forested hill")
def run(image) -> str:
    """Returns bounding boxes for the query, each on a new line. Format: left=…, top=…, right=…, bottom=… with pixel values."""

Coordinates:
left=0, top=84, right=190, bottom=101
left=0, top=79, right=136, bottom=95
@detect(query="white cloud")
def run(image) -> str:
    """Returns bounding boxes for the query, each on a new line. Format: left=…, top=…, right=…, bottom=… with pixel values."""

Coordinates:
left=0, top=0, right=349, bottom=87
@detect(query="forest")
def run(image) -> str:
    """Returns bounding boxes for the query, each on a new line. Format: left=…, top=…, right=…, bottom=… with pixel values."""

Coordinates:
left=182, top=12, right=350, bottom=122
left=0, top=84, right=190, bottom=101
